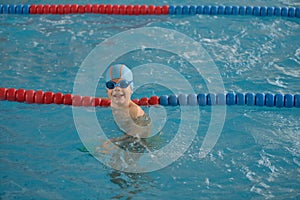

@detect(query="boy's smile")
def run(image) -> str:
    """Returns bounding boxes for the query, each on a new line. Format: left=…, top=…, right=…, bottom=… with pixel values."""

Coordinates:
left=111, top=89, right=125, bottom=102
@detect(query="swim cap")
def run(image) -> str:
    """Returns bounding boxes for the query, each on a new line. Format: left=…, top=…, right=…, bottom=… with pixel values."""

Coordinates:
left=104, top=64, right=134, bottom=89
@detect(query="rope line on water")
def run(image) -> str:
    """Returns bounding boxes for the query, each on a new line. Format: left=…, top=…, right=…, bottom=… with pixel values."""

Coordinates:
left=1, top=87, right=299, bottom=108
left=0, top=4, right=299, bottom=18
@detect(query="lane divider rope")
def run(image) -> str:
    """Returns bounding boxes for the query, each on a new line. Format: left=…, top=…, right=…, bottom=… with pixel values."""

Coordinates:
left=1, top=87, right=299, bottom=108
left=0, top=4, right=299, bottom=17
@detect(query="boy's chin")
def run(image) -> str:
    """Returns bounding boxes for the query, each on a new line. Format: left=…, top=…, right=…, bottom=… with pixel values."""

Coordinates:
left=111, top=97, right=127, bottom=105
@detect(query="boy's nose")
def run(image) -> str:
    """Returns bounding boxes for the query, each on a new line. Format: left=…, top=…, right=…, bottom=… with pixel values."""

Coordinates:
left=114, top=87, right=121, bottom=91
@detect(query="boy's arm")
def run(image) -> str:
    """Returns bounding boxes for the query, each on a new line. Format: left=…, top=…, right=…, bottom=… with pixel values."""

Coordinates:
left=110, top=134, right=131, bottom=143
left=128, top=106, right=152, bottom=138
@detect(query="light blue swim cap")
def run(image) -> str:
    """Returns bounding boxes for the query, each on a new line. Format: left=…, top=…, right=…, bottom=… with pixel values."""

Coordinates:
left=104, top=64, right=134, bottom=89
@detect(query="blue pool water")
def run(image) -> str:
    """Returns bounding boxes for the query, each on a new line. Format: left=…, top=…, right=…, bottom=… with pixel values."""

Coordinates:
left=1, top=0, right=300, bottom=199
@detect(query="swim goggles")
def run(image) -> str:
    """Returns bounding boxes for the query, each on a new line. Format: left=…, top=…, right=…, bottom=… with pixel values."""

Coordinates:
left=106, top=80, right=132, bottom=89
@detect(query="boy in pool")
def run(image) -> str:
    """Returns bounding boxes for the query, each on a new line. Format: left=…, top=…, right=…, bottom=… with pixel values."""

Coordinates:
left=102, top=64, right=152, bottom=152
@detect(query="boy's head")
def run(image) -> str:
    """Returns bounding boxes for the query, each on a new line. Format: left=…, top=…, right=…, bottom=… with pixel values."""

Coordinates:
left=104, top=64, right=133, bottom=89
left=104, top=64, right=134, bottom=106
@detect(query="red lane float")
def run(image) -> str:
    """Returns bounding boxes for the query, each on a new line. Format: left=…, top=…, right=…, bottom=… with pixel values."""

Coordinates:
left=44, top=91, right=54, bottom=104
left=71, top=4, right=79, bottom=13
left=0, top=87, right=115, bottom=107
left=26, top=4, right=169, bottom=15
left=149, top=96, right=159, bottom=105
left=25, top=89, right=35, bottom=103
left=72, top=95, right=82, bottom=106
left=64, top=4, right=71, bottom=14
left=92, top=97, right=101, bottom=106
left=139, top=97, right=149, bottom=106
left=43, top=5, right=50, bottom=14
left=0, top=88, right=7, bottom=100
left=54, top=92, right=64, bottom=104
left=16, top=88, right=26, bottom=102
left=7, top=88, right=17, bottom=101
left=85, top=4, right=92, bottom=13
left=63, top=94, right=73, bottom=105
left=35, top=90, right=44, bottom=104
left=82, top=96, right=92, bottom=106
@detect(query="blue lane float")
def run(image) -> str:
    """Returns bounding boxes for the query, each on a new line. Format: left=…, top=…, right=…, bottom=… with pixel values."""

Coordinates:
left=197, top=93, right=206, bottom=106
left=284, top=94, right=294, bottom=108
left=246, top=93, right=255, bottom=106
left=217, top=93, right=226, bottom=105
left=207, top=93, right=216, bottom=105
left=168, top=94, right=178, bottom=106
left=265, top=93, right=275, bottom=107
left=188, top=94, right=198, bottom=106
left=159, top=95, right=168, bottom=106
left=157, top=92, right=300, bottom=108
left=275, top=94, right=284, bottom=107
left=178, top=94, right=187, bottom=105
left=236, top=93, right=245, bottom=105
left=256, top=93, right=265, bottom=106
left=295, top=94, right=300, bottom=107
left=226, top=92, right=236, bottom=105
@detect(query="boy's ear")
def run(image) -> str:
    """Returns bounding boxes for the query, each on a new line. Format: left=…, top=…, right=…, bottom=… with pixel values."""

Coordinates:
left=106, top=89, right=111, bottom=96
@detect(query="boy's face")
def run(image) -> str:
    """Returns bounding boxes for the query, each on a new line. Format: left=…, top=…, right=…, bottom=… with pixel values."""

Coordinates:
left=106, top=78, right=132, bottom=106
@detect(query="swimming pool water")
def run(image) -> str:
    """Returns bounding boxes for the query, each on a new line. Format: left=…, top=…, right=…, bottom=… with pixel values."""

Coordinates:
left=1, top=0, right=300, bottom=199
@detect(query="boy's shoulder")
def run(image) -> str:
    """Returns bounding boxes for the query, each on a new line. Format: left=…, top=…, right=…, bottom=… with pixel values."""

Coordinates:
left=129, top=101, right=145, bottom=119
